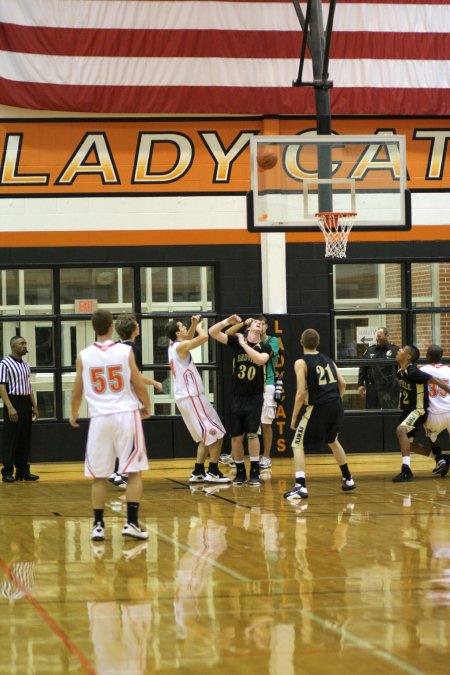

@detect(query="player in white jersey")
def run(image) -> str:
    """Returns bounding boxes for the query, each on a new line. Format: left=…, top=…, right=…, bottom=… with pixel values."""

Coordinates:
left=421, top=344, right=450, bottom=477
left=166, top=315, right=229, bottom=484
left=70, top=309, right=151, bottom=542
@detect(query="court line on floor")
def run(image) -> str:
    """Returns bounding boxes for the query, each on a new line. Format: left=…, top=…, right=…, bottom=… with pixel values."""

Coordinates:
left=392, top=492, right=450, bottom=509
left=0, top=556, right=96, bottom=675
left=144, top=523, right=251, bottom=583
left=297, top=608, right=425, bottom=675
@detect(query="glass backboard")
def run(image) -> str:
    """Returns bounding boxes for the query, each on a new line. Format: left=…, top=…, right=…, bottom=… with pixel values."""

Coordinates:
left=247, top=135, right=410, bottom=232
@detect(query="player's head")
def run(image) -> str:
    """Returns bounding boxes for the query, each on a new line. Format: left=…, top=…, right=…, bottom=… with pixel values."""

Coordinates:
left=397, top=344, right=420, bottom=366
left=301, top=329, right=320, bottom=350
left=375, top=327, right=389, bottom=345
left=247, top=319, right=263, bottom=337
left=426, top=344, right=443, bottom=364
left=116, top=313, right=139, bottom=341
left=91, top=309, right=113, bottom=337
left=166, top=319, right=186, bottom=342
left=257, top=315, right=268, bottom=336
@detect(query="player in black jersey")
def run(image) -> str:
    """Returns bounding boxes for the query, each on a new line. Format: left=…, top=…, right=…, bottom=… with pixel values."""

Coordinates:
left=393, top=344, right=450, bottom=482
left=284, top=329, right=355, bottom=501
left=209, top=315, right=271, bottom=486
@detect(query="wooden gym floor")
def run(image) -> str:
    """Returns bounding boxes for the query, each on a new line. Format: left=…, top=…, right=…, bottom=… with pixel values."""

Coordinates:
left=1, top=453, right=450, bottom=675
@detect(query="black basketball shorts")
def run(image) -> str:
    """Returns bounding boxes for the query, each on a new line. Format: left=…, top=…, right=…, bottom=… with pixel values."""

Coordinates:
left=292, top=399, right=344, bottom=451
left=230, top=394, right=264, bottom=437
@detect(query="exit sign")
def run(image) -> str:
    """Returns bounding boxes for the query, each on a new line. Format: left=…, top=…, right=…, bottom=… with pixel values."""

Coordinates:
left=74, top=299, right=98, bottom=313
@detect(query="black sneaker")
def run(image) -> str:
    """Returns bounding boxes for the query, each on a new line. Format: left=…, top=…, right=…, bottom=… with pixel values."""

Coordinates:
left=233, top=470, right=247, bottom=486
left=15, top=473, right=39, bottom=481
left=392, top=465, right=414, bottom=483
left=247, top=473, right=262, bottom=486
left=432, top=459, right=449, bottom=477
left=2, top=474, right=15, bottom=483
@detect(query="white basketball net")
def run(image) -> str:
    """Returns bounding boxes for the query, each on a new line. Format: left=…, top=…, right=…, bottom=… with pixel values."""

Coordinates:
left=315, top=212, right=357, bottom=258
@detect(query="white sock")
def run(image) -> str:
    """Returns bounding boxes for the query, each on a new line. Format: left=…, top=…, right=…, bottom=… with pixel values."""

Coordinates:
left=295, top=471, right=306, bottom=479
left=402, top=456, right=411, bottom=467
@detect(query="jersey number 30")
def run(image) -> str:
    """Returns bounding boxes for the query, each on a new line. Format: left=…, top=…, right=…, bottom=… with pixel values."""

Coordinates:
left=90, top=365, right=124, bottom=394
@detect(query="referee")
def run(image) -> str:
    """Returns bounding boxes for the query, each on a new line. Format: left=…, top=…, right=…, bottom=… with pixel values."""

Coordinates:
left=0, top=336, right=39, bottom=483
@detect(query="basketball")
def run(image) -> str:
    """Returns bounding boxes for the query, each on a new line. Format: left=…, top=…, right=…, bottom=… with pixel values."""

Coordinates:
left=257, top=148, right=278, bottom=170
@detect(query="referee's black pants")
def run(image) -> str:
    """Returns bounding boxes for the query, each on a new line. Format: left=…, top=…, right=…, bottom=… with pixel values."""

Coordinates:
left=1, top=395, right=33, bottom=476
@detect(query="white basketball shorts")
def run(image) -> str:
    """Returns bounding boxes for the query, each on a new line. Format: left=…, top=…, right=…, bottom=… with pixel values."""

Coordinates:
left=424, top=412, right=450, bottom=443
left=84, top=410, right=148, bottom=478
left=176, top=394, right=225, bottom=446
left=261, top=384, right=276, bottom=424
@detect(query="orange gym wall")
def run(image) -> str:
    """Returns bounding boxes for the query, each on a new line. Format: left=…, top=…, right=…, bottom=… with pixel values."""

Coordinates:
left=0, top=116, right=449, bottom=247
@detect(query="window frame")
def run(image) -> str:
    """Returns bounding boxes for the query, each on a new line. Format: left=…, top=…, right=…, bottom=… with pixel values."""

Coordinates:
left=0, top=263, right=219, bottom=422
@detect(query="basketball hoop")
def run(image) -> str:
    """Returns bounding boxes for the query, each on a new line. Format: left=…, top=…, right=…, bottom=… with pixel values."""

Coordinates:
left=315, top=212, right=357, bottom=259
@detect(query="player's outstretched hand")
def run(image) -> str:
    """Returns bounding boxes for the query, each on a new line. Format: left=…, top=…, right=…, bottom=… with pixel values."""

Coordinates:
left=191, top=314, right=202, bottom=324
left=227, top=314, right=242, bottom=325
left=153, top=381, right=163, bottom=392
left=140, top=406, right=151, bottom=420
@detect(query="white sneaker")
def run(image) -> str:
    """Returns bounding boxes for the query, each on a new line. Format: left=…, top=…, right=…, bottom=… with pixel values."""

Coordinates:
left=284, top=485, right=308, bottom=501
left=189, top=472, right=206, bottom=483
left=259, top=457, right=272, bottom=469
left=91, top=522, right=105, bottom=541
left=218, top=454, right=235, bottom=466
left=122, top=522, right=149, bottom=540
left=342, top=478, right=356, bottom=492
left=205, top=471, right=231, bottom=483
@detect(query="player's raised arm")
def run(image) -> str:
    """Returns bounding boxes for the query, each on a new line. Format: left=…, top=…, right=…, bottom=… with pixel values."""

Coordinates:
left=185, top=314, right=202, bottom=340
left=177, top=318, right=208, bottom=359
left=225, top=317, right=253, bottom=336
left=209, top=315, right=242, bottom=344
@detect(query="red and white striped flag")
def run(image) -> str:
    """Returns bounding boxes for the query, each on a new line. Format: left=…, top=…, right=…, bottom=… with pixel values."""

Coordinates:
left=0, top=0, right=448, bottom=115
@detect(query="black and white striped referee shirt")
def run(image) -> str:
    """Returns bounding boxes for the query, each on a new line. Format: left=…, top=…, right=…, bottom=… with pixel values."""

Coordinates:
left=0, top=356, right=32, bottom=395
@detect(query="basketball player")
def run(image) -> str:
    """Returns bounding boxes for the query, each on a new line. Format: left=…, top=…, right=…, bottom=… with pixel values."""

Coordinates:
left=393, top=344, right=450, bottom=482
left=166, top=315, right=229, bottom=484
left=420, top=344, right=450, bottom=477
left=285, top=328, right=355, bottom=501
left=224, top=315, right=281, bottom=470
left=208, top=315, right=271, bottom=486
left=109, top=313, right=163, bottom=489
left=70, top=309, right=151, bottom=541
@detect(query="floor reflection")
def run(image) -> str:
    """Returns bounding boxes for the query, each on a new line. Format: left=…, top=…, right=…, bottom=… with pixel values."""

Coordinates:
left=0, top=473, right=450, bottom=673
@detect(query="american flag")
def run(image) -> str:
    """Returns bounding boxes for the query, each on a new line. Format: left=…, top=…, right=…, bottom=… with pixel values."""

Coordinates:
left=0, top=0, right=448, bottom=115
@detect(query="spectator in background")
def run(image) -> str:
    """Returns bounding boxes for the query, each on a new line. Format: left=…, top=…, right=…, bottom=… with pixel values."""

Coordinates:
left=358, top=327, right=399, bottom=408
